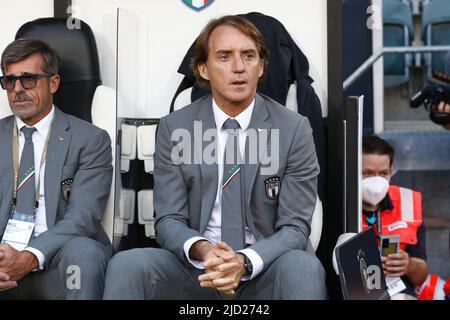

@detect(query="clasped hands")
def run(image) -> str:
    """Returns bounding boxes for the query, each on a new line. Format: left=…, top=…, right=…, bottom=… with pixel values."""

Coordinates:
left=0, top=244, right=38, bottom=292
left=197, top=241, right=246, bottom=295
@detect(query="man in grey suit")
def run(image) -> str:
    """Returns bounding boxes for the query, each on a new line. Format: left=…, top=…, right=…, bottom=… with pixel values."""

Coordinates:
left=0, top=39, right=112, bottom=299
left=104, top=15, right=326, bottom=299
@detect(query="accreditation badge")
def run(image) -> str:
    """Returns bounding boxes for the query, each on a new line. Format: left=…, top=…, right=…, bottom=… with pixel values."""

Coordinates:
left=386, top=276, right=406, bottom=297
left=0, top=211, right=35, bottom=251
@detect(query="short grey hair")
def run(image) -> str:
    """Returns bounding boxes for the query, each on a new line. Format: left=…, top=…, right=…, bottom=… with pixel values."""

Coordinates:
left=1, top=38, right=60, bottom=75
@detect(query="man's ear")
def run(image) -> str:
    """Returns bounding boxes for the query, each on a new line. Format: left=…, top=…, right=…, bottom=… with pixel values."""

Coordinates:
left=258, top=60, right=264, bottom=78
left=49, top=74, right=60, bottom=95
left=198, top=64, right=210, bottom=81
left=388, top=167, right=393, bottom=183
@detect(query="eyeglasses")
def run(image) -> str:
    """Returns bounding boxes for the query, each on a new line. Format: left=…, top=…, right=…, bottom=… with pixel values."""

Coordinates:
left=0, top=73, right=54, bottom=91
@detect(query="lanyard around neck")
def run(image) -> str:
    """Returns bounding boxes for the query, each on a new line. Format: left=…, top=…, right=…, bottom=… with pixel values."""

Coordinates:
left=12, top=119, right=53, bottom=210
left=376, top=209, right=383, bottom=235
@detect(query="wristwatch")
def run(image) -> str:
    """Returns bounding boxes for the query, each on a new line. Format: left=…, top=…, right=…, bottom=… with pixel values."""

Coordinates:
left=243, top=255, right=253, bottom=276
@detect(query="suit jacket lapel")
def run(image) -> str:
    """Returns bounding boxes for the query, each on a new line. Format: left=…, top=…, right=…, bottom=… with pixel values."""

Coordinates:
left=196, top=96, right=219, bottom=233
left=44, top=108, right=71, bottom=227
left=0, top=117, right=14, bottom=234
left=244, top=94, right=272, bottom=234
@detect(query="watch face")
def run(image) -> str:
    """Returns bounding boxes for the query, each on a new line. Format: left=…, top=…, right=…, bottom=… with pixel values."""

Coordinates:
left=244, top=256, right=253, bottom=275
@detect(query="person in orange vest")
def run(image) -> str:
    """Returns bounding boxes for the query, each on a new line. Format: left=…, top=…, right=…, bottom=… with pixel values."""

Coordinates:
left=361, top=135, right=428, bottom=299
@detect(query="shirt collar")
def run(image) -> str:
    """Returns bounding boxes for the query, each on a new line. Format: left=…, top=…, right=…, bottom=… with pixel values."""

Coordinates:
left=15, top=105, right=55, bottom=138
left=212, top=98, right=255, bottom=132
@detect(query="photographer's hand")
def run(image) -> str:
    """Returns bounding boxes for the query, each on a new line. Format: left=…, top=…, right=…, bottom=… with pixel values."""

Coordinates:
left=437, top=101, right=450, bottom=129
left=437, top=101, right=450, bottom=114
left=382, top=250, right=410, bottom=277
left=382, top=250, right=428, bottom=286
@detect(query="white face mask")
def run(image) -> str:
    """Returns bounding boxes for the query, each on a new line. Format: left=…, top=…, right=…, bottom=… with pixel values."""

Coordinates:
left=362, top=176, right=390, bottom=206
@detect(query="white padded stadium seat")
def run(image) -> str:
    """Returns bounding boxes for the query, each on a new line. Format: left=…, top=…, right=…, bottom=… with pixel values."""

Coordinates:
left=138, top=189, right=155, bottom=238
left=91, top=85, right=116, bottom=242
left=332, top=232, right=357, bottom=275
left=137, top=124, right=157, bottom=173
left=0, top=90, right=12, bottom=118
left=310, top=196, right=323, bottom=252
left=172, top=87, right=193, bottom=112
left=115, top=188, right=135, bottom=237
left=135, top=124, right=157, bottom=237
left=120, top=123, right=137, bottom=173
left=285, top=83, right=298, bottom=112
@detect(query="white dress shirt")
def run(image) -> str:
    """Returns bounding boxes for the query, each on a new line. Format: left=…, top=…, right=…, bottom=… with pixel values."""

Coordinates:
left=183, top=98, right=264, bottom=280
left=16, top=106, right=55, bottom=270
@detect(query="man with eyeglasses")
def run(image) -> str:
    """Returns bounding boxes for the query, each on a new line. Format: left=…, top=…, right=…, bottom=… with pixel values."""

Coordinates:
left=0, top=38, right=113, bottom=299
left=361, top=135, right=428, bottom=299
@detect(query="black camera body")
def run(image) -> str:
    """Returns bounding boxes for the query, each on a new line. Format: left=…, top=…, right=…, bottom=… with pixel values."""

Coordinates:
left=410, top=76, right=450, bottom=126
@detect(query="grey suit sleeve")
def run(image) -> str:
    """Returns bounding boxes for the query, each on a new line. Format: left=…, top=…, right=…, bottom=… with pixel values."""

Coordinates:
left=28, top=129, right=113, bottom=265
left=153, top=117, right=204, bottom=262
left=248, top=117, right=320, bottom=269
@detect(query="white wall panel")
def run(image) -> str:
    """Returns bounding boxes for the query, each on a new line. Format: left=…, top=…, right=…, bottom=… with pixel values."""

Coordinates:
left=72, top=0, right=328, bottom=118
